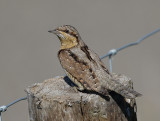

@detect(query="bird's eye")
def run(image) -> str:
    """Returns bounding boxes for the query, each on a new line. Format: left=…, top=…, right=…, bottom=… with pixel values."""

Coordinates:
left=65, top=30, right=69, bottom=33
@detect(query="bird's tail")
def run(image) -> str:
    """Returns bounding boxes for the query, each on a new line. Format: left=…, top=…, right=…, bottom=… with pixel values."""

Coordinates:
left=108, top=79, right=142, bottom=99
left=114, top=85, right=142, bottom=99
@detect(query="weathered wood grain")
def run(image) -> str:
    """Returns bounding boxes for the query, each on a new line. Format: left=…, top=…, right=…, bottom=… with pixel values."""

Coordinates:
left=26, top=75, right=137, bottom=121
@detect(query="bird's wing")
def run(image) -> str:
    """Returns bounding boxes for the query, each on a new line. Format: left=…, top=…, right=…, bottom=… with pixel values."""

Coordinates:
left=58, top=48, right=101, bottom=91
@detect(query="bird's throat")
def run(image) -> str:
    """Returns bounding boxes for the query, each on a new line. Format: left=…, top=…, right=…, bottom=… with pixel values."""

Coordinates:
left=60, top=36, right=78, bottom=49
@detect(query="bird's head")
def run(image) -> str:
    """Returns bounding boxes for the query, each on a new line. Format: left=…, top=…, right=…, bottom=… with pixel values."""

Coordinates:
left=49, top=25, right=82, bottom=49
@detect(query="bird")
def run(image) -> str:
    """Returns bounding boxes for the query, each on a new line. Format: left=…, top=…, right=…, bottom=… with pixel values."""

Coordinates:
left=48, top=25, right=142, bottom=99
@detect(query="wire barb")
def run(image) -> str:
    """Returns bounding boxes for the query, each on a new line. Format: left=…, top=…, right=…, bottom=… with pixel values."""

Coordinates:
left=0, top=106, right=7, bottom=112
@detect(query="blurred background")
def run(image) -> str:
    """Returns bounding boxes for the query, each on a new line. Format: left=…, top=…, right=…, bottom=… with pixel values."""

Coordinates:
left=0, top=0, right=160, bottom=120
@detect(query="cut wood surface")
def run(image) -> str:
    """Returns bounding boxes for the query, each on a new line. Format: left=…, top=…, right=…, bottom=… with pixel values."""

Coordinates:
left=26, top=75, right=137, bottom=121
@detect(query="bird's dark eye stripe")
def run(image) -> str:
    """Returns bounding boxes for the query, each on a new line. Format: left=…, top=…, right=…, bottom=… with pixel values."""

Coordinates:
left=65, top=30, right=69, bottom=33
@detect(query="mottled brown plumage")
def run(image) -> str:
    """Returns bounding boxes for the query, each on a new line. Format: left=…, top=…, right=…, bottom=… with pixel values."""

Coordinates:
left=49, top=25, right=142, bottom=99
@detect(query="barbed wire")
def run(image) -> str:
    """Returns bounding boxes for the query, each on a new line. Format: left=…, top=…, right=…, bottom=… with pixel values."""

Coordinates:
left=0, top=27, right=160, bottom=121
left=100, top=27, right=160, bottom=72
left=0, top=96, right=27, bottom=121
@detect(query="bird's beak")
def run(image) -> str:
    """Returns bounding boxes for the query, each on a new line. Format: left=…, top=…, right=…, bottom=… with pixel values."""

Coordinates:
left=48, top=29, right=59, bottom=34
left=48, top=29, right=65, bottom=39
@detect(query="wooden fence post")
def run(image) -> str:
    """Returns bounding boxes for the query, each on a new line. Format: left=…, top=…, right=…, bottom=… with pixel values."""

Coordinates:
left=26, top=75, right=137, bottom=121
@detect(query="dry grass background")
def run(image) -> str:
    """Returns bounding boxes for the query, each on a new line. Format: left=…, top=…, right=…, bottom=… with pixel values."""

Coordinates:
left=0, top=0, right=160, bottom=121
